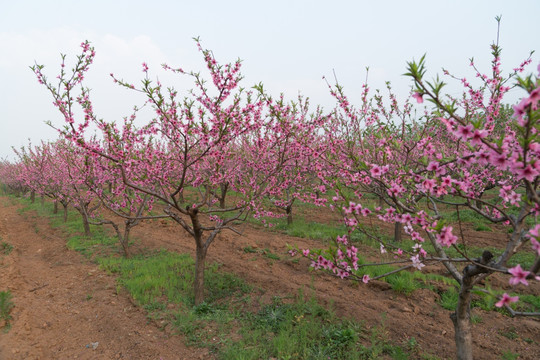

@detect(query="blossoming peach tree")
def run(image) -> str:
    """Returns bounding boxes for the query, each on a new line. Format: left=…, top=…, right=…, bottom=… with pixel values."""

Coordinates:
left=297, top=34, right=540, bottom=359
left=32, top=40, right=310, bottom=305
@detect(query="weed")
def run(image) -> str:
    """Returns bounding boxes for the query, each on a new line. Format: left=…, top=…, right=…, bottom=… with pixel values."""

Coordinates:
left=262, top=248, right=280, bottom=261
left=242, top=246, right=257, bottom=253
left=386, top=272, right=418, bottom=295
left=405, top=336, right=418, bottom=351
left=439, top=287, right=458, bottom=311
left=0, top=241, right=13, bottom=255
left=500, top=351, right=519, bottom=360
left=0, top=290, right=14, bottom=331
left=471, top=314, right=483, bottom=324
left=499, top=327, right=518, bottom=340
left=143, top=301, right=166, bottom=314
left=474, top=223, right=492, bottom=232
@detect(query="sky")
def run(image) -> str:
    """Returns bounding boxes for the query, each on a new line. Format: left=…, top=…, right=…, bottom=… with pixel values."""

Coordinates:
left=1, top=0, right=539, bottom=160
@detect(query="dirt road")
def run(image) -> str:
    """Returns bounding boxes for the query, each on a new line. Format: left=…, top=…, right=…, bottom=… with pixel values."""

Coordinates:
left=0, top=198, right=206, bottom=360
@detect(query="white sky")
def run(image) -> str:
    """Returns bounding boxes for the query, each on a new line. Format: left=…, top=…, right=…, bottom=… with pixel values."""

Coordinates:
left=1, top=0, right=539, bottom=159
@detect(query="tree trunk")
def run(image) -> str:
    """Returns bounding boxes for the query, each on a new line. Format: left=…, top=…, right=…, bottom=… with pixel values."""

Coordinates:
left=187, top=208, right=208, bottom=306
left=451, top=277, right=474, bottom=360
left=81, top=212, right=91, bottom=237
left=120, top=225, right=131, bottom=258
left=30, top=190, right=35, bottom=203
left=194, top=243, right=208, bottom=306
left=75, top=205, right=91, bottom=237
left=286, top=205, right=293, bottom=225
left=219, top=182, right=229, bottom=209
left=394, top=222, right=402, bottom=242
left=451, top=251, right=493, bottom=360
left=63, top=203, right=68, bottom=223
left=178, top=189, right=184, bottom=203
left=41, top=194, right=45, bottom=206
left=53, top=201, right=58, bottom=214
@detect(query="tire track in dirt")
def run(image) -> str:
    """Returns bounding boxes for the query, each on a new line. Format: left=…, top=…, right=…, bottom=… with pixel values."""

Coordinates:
left=0, top=198, right=208, bottom=360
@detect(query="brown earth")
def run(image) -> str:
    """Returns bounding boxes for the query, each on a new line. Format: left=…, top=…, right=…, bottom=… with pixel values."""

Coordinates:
left=1, top=196, right=539, bottom=359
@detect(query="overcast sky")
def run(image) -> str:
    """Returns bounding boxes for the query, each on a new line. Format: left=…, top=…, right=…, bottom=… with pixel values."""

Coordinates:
left=1, top=0, right=539, bottom=160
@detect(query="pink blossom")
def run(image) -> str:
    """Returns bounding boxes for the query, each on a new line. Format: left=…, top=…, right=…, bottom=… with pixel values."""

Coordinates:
left=337, top=235, right=348, bottom=244
left=362, top=274, right=371, bottom=283
left=515, top=163, right=538, bottom=182
left=411, top=254, right=425, bottom=271
left=337, top=269, right=349, bottom=279
left=426, top=161, right=439, bottom=172
left=456, top=124, right=474, bottom=140
left=513, top=97, right=529, bottom=123
left=421, top=178, right=436, bottom=193
left=361, top=208, right=371, bottom=216
left=370, top=165, right=382, bottom=177
left=436, top=226, right=458, bottom=247
left=528, top=87, right=540, bottom=110
left=508, top=264, right=530, bottom=286
left=470, top=129, right=487, bottom=145
left=495, top=293, right=519, bottom=308
left=530, top=239, right=540, bottom=256
left=302, top=249, right=310, bottom=257
left=412, top=92, right=424, bottom=104
left=380, top=244, right=386, bottom=254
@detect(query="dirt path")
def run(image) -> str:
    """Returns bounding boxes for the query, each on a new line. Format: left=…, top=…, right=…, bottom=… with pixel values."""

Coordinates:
left=0, top=198, right=208, bottom=360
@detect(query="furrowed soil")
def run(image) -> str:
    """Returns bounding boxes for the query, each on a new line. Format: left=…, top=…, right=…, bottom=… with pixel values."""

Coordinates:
left=0, top=196, right=539, bottom=359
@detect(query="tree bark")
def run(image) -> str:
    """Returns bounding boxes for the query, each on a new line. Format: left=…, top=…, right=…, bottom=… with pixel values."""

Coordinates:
left=120, top=224, right=131, bottom=258
left=286, top=204, right=293, bottom=225
left=194, top=243, right=208, bottom=306
left=30, top=190, right=35, bottom=203
left=81, top=212, right=91, bottom=237
left=62, top=203, right=68, bottom=223
left=451, top=251, right=493, bottom=360
left=451, top=280, right=474, bottom=360
left=178, top=190, right=184, bottom=203
left=394, top=222, right=402, bottom=242
left=188, top=208, right=207, bottom=306
left=219, top=182, right=228, bottom=209
left=53, top=201, right=58, bottom=214
left=74, top=204, right=91, bottom=237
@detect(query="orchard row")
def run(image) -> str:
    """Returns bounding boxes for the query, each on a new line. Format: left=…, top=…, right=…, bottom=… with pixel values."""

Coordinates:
left=1, top=27, right=539, bottom=359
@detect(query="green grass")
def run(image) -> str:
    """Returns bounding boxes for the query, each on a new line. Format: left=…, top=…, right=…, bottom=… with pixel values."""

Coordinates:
left=66, top=233, right=118, bottom=259
left=474, top=223, right=492, bottom=232
left=268, top=215, right=346, bottom=242
left=98, top=251, right=250, bottom=307
left=218, top=293, right=413, bottom=360
left=500, top=351, right=519, bottom=360
left=0, top=290, right=14, bottom=331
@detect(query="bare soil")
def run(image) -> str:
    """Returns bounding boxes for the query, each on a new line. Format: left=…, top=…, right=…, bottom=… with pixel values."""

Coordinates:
left=1, top=197, right=539, bottom=359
